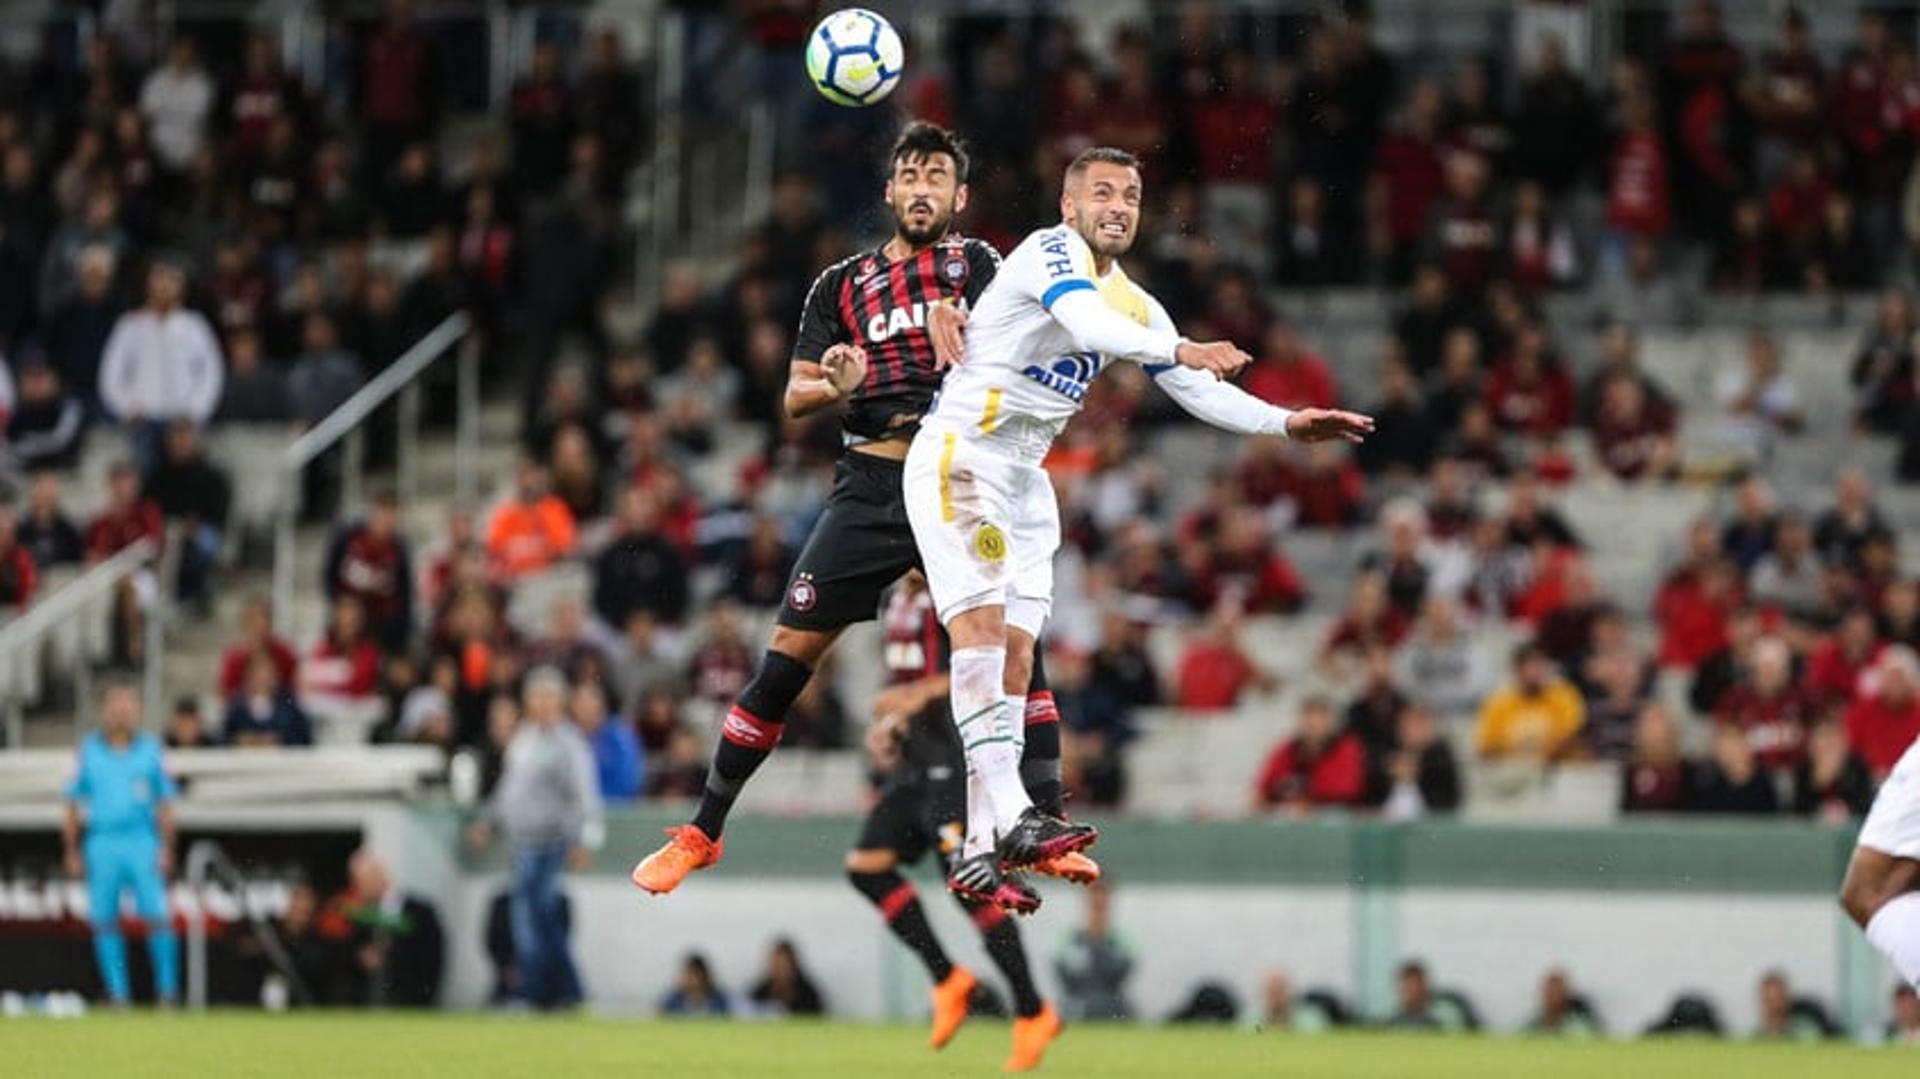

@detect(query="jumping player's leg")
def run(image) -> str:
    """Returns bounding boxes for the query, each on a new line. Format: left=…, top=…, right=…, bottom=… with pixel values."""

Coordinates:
left=947, top=604, right=1028, bottom=846
left=690, top=623, right=838, bottom=841
left=1021, top=649, right=1065, bottom=819
left=637, top=457, right=917, bottom=894
left=1843, top=741, right=1920, bottom=986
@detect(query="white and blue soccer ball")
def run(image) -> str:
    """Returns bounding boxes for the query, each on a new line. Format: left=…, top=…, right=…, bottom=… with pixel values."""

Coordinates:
left=805, top=8, right=904, bottom=107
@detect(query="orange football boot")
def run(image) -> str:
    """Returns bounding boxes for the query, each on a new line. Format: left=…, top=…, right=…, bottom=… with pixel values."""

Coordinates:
left=1029, top=850, right=1101, bottom=885
left=1004, top=1002, right=1063, bottom=1072
left=928, top=965, right=977, bottom=1049
left=630, top=826, right=723, bottom=894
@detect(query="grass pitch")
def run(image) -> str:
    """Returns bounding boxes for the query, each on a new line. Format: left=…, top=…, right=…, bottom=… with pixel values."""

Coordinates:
left=7, top=1011, right=1917, bottom=1078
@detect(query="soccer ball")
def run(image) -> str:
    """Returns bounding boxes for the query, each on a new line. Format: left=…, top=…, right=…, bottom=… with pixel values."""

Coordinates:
left=805, top=8, right=904, bottom=107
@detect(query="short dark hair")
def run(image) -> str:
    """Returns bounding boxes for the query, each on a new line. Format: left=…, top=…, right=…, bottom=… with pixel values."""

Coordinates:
left=889, top=122, right=969, bottom=183
left=1065, top=146, right=1140, bottom=185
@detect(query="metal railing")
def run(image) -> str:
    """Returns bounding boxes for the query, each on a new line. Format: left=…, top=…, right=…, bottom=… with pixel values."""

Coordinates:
left=0, top=537, right=165, bottom=748
left=185, top=840, right=312, bottom=1012
left=272, top=312, right=475, bottom=632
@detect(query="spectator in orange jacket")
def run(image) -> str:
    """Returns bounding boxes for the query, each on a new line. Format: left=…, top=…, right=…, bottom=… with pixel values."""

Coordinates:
left=1253, top=697, right=1369, bottom=811
left=486, top=459, right=577, bottom=580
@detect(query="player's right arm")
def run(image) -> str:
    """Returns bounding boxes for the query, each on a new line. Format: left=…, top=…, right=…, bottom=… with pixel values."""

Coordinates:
left=785, top=262, right=868, bottom=418
left=1030, top=227, right=1247, bottom=378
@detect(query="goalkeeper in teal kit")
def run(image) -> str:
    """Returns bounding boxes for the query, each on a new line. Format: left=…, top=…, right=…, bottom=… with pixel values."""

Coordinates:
left=62, top=681, right=180, bottom=1005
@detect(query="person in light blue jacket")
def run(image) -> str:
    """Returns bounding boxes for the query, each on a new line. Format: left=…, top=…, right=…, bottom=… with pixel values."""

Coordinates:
left=63, top=680, right=180, bottom=1004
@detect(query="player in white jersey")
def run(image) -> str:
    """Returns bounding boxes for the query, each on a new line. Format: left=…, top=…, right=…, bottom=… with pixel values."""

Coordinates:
left=1842, top=649, right=1920, bottom=992
left=906, top=147, right=1374, bottom=906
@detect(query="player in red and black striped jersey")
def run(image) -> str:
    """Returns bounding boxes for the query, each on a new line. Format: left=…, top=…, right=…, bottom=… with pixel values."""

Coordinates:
left=633, top=122, right=1084, bottom=903
left=846, top=572, right=1060, bottom=1069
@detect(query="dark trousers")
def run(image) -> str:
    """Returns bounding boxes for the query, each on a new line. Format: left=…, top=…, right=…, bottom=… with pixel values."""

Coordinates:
left=508, top=842, right=581, bottom=1008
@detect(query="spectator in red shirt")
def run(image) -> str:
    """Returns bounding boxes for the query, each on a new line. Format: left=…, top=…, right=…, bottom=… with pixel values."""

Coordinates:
left=1189, top=506, right=1306, bottom=616
left=1243, top=322, right=1338, bottom=411
left=1604, top=91, right=1671, bottom=267
left=86, top=463, right=164, bottom=563
left=324, top=489, right=415, bottom=653
left=360, top=0, right=441, bottom=186
left=1845, top=645, right=1920, bottom=778
left=1808, top=608, right=1884, bottom=705
left=1369, top=80, right=1448, bottom=283
left=217, top=595, right=297, bottom=698
left=1483, top=326, right=1575, bottom=438
left=1716, top=636, right=1818, bottom=773
left=1189, top=48, right=1275, bottom=184
left=1655, top=520, right=1742, bottom=669
left=1234, top=435, right=1294, bottom=509
left=1422, top=151, right=1500, bottom=299
left=298, top=595, right=384, bottom=741
left=1767, top=150, right=1832, bottom=247
left=1283, top=444, right=1368, bottom=531
left=1095, top=35, right=1170, bottom=187
left=1176, top=602, right=1275, bottom=712
left=1756, top=8, right=1825, bottom=154
left=1253, top=696, right=1368, bottom=812
left=1323, top=573, right=1411, bottom=681
left=1204, top=269, right=1272, bottom=355
left=1590, top=371, right=1678, bottom=482
left=686, top=602, right=753, bottom=713
left=1621, top=703, right=1690, bottom=814
left=0, top=505, right=37, bottom=611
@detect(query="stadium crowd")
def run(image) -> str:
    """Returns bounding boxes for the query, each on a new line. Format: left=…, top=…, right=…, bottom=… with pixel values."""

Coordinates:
left=3, top=1, right=1920, bottom=836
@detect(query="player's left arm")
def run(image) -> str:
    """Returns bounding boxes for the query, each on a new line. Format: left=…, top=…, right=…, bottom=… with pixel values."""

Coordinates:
left=1141, top=297, right=1375, bottom=442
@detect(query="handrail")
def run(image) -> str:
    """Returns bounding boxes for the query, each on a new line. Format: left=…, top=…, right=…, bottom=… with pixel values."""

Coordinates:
left=284, top=312, right=470, bottom=470
left=186, top=839, right=313, bottom=1011
left=0, top=539, right=154, bottom=656
left=0, top=537, right=162, bottom=748
left=272, top=313, right=476, bottom=636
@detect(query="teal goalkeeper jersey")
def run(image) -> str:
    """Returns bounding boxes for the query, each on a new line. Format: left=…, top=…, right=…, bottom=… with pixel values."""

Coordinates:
left=68, top=731, right=176, bottom=837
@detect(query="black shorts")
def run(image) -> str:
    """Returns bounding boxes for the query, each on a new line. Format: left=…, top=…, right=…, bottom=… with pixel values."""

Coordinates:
left=777, top=452, right=920, bottom=631
left=854, top=764, right=966, bottom=870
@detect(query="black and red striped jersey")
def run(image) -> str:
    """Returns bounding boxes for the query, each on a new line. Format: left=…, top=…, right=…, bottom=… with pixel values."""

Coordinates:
left=792, top=234, right=1001, bottom=442
left=880, top=583, right=947, bottom=687
left=879, top=582, right=961, bottom=774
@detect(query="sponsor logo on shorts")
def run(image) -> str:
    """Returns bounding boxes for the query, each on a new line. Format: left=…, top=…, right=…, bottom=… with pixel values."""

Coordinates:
left=973, top=523, right=1007, bottom=563
left=787, top=574, right=818, bottom=613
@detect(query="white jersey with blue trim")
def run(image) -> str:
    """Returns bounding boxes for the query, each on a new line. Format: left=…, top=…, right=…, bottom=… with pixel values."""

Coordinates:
left=923, top=223, right=1296, bottom=454
left=924, top=224, right=1177, bottom=443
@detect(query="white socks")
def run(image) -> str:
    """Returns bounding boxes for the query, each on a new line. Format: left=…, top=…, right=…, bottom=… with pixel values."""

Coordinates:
left=950, top=646, right=1034, bottom=847
left=1867, top=892, right=1920, bottom=988
left=1007, top=694, right=1028, bottom=759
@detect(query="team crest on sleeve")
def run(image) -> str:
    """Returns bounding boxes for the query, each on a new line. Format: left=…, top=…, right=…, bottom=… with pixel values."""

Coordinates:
left=787, top=573, right=819, bottom=612
left=973, top=523, right=1007, bottom=563
left=941, top=249, right=969, bottom=290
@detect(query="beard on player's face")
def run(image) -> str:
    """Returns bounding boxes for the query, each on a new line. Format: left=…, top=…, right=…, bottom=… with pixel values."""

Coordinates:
left=892, top=197, right=955, bottom=246
left=1072, top=202, right=1137, bottom=258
